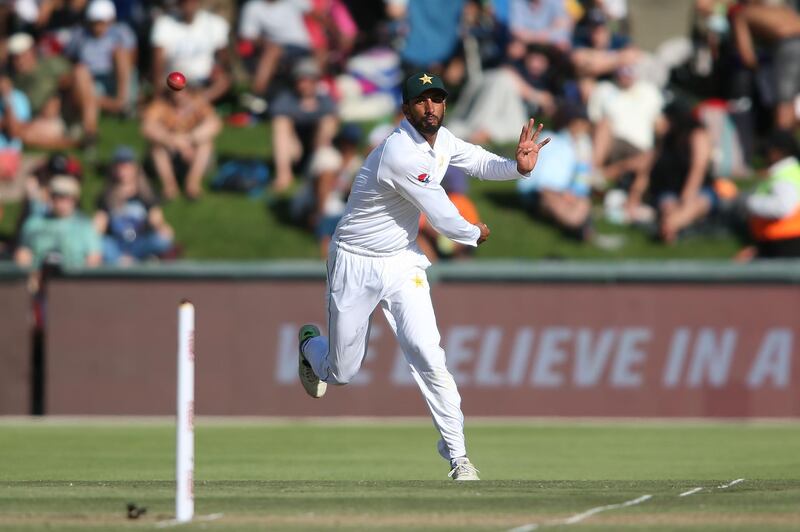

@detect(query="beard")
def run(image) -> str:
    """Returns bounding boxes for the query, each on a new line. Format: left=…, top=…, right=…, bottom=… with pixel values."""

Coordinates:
left=411, top=112, right=443, bottom=135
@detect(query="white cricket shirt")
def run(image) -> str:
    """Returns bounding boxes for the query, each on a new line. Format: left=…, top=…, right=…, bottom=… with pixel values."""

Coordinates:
left=333, top=119, right=529, bottom=255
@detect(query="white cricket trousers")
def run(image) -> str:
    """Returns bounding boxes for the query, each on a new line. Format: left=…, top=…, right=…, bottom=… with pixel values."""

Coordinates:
left=303, top=242, right=467, bottom=461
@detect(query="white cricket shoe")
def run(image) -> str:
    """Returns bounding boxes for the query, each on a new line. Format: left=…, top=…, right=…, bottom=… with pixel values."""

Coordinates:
left=448, top=457, right=480, bottom=481
left=298, top=324, right=326, bottom=398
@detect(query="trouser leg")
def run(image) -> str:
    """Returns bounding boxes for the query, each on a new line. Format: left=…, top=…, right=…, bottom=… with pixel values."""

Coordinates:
left=303, top=247, right=381, bottom=384
left=381, top=266, right=467, bottom=461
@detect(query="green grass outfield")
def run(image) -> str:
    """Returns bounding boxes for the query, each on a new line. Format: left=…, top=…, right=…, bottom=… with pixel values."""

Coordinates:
left=1, top=419, right=799, bottom=531
left=0, top=118, right=747, bottom=260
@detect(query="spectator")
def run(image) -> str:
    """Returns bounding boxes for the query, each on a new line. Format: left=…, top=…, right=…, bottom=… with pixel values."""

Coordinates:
left=15, top=152, right=82, bottom=236
left=94, top=146, right=175, bottom=265
left=269, top=58, right=338, bottom=192
left=738, top=129, right=800, bottom=258
left=239, top=0, right=312, bottom=99
left=588, top=63, right=664, bottom=188
left=417, top=166, right=481, bottom=261
left=8, top=33, right=80, bottom=149
left=517, top=102, right=593, bottom=239
left=151, top=0, right=231, bottom=103
left=304, top=0, right=358, bottom=71
left=65, top=0, right=137, bottom=131
left=141, top=87, right=223, bottom=200
left=508, top=0, right=573, bottom=57
left=571, top=7, right=639, bottom=83
left=309, top=125, right=364, bottom=258
left=728, top=0, right=800, bottom=130
left=0, top=72, right=31, bottom=188
left=386, top=0, right=465, bottom=82
left=448, top=44, right=558, bottom=144
left=626, top=101, right=716, bottom=243
left=14, top=174, right=101, bottom=269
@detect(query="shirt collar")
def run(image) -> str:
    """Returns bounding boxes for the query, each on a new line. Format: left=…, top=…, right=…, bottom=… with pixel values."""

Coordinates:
left=400, top=118, right=436, bottom=155
left=769, top=156, right=799, bottom=175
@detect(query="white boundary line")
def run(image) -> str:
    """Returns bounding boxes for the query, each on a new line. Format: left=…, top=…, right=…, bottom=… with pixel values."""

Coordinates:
left=508, top=495, right=652, bottom=532
left=562, top=495, right=653, bottom=524
left=680, top=478, right=745, bottom=498
left=155, top=513, right=224, bottom=528
left=718, top=478, right=745, bottom=489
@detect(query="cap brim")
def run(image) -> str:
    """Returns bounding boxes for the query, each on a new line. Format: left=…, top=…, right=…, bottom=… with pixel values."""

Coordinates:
left=404, top=87, right=448, bottom=103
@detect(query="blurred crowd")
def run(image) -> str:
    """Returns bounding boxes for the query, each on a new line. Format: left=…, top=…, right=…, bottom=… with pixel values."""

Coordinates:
left=1, top=0, right=800, bottom=279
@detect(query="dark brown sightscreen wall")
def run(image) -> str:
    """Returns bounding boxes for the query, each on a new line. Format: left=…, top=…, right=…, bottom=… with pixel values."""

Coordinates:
left=0, top=280, right=32, bottom=414
left=46, top=279, right=800, bottom=416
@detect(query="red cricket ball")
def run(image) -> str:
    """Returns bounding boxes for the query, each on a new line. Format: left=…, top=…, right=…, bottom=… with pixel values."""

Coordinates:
left=167, top=71, right=186, bottom=91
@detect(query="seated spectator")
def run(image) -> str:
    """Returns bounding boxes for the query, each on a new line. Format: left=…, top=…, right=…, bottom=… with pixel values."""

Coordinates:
left=0, top=72, right=31, bottom=196
left=94, top=146, right=175, bottom=265
left=508, top=0, right=573, bottom=57
left=728, top=0, right=800, bottom=130
left=65, top=0, right=137, bottom=133
left=239, top=0, right=312, bottom=100
left=8, top=33, right=81, bottom=149
left=517, top=103, right=593, bottom=239
left=14, top=174, right=101, bottom=270
left=588, top=63, right=663, bottom=188
left=151, top=0, right=230, bottom=103
left=461, top=0, right=507, bottom=71
left=627, top=101, right=716, bottom=243
left=571, top=7, right=639, bottom=88
left=141, top=86, right=222, bottom=200
left=448, top=44, right=557, bottom=144
left=16, top=152, right=81, bottom=226
left=269, top=58, right=338, bottom=192
left=386, top=0, right=465, bottom=83
left=738, top=129, right=800, bottom=258
left=304, top=0, right=358, bottom=71
left=417, top=166, right=481, bottom=261
left=307, top=124, right=362, bottom=257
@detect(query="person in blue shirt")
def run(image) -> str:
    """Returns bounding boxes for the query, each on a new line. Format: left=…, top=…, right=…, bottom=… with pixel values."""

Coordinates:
left=94, top=146, right=175, bottom=265
left=517, top=103, right=593, bottom=239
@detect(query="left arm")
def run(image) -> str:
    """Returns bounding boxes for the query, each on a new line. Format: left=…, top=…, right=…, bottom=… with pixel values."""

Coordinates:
left=746, top=180, right=800, bottom=219
left=449, top=119, right=550, bottom=180
left=191, top=105, right=223, bottom=144
left=680, top=128, right=712, bottom=203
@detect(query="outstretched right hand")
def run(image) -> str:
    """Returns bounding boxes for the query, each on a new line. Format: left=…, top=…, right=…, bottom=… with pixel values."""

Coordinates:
left=475, top=222, right=490, bottom=245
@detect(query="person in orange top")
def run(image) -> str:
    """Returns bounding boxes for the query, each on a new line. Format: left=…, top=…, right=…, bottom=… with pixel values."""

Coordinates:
left=417, top=165, right=481, bottom=261
left=737, top=129, right=800, bottom=259
left=141, top=87, right=222, bottom=200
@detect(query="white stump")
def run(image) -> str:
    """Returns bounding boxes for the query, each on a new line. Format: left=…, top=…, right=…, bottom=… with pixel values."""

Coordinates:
left=176, top=300, right=195, bottom=522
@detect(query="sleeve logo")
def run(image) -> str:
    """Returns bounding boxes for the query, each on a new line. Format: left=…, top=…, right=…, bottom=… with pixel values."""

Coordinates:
left=417, top=173, right=430, bottom=183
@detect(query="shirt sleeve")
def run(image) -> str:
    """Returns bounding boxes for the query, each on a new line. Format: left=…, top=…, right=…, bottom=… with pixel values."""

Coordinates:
left=151, top=15, right=170, bottom=46
left=12, top=90, right=31, bottom=123
left=449, top=133, right=529, bottom=180
left=746, top=179, right=800, bottom=219
left=239, top=1, right=260, bottom=39
left=116, top=23, right=137, bottom=50
left=379, top=146, right=481, bottom=246
left=211, top=14, right=230, bottom=49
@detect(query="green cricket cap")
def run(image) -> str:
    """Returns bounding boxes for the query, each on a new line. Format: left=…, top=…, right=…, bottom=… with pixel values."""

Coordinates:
left=402, top=72, right=449, bottom=103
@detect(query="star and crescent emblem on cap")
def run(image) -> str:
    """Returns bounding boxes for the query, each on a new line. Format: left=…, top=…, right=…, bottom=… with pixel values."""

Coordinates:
left=419, top=73, right=433, bottom=84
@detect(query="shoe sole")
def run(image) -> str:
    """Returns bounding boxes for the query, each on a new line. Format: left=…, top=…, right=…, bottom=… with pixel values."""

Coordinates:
left=298, top=325, right=326, bottom=398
